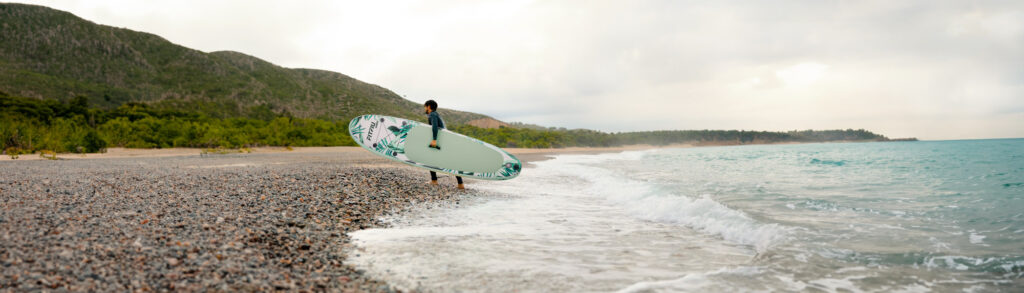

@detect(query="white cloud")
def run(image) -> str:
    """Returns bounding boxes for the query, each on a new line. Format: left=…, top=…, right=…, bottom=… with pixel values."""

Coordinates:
left=949, top=10, right=1024, bottom=40
left=775, top=63, right=829, bottom=88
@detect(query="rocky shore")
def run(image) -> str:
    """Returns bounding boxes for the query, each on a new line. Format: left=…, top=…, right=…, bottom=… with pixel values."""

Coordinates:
left=0, top=151, right=465, bottom=291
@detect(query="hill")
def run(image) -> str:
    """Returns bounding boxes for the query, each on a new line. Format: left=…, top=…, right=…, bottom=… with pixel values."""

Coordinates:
left=0, top=3, right=490, bottom=124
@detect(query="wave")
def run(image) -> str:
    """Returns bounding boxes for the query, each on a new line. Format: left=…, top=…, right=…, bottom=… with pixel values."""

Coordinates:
left=790, top=198, right=909, bottom=217
left=539, top=151, right=788, bottom=253
left=809, top=158, right=847, bottom=166
left=615, top=253, right=1024, bottom=293
left=818, top=249, right=1024, bottom=276
left=615, top=266, right=763, bottom=293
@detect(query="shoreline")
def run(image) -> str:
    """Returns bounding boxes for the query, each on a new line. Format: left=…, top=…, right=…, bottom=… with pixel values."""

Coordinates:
left=0, top=144, right=683, bottom=290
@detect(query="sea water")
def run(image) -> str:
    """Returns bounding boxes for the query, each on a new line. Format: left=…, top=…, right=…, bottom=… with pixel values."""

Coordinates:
left=348, top=139, right=1024, bottom=292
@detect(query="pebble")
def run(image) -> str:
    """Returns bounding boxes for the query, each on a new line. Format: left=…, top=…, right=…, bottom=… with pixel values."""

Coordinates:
left=0, top=152, right=464, bottom=291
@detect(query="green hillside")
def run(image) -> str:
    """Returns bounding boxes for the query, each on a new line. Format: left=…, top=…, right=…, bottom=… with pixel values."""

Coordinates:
left=0, top=3, right=488, bottom=124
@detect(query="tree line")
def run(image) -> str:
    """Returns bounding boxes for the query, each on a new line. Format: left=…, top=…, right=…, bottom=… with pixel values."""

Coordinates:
left=451, top=125, right=890, bottom=148
left=2, top=93, right=894, bottom=156
left=1, top=93, right=353, bottom=155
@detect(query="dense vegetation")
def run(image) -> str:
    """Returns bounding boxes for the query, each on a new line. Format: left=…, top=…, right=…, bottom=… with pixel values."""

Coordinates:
left=1, top=93, right=354, bottom=155
left=0, top=3, right=489, bottom=124
left=2, top=92, right=893, bottom=156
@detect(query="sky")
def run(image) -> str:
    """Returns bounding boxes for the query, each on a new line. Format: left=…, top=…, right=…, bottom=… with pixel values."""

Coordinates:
left=16, top=0, right=1024, bottom=140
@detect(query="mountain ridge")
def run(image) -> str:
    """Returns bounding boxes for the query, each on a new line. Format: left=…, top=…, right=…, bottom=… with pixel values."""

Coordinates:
left=0, top=3, right=492, bottom=125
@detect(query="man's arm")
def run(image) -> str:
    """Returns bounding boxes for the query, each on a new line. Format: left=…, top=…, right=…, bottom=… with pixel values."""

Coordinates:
left=429, top=113, right=440, bottom=140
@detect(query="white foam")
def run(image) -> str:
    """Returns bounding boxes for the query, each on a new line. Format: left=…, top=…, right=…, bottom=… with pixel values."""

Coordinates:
left=547, top=149, right=654, bottom=164
left=808, top=277, right=861, bottom=292
left=892, top=283, right=932, bottom=293
left=1002, top=260, right=1024, bottom=274
left=535, top=152, right=788, bottom=252
left=922, top=255, right=998, bottom=271
left=615, top=266, right=762, bottom=293
left=348, top=150, right=759, bottom=291
left=969, top=232, right=987, bottom=245
left=962, top=284, right=990, bottom=293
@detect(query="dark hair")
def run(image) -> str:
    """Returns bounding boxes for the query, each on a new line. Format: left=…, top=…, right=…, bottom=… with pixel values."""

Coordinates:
left=424, top=100, right=438, bottom=111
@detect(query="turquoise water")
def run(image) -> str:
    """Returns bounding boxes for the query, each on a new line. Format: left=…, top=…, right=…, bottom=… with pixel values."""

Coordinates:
left=349, top=139, right=1024, bottom=292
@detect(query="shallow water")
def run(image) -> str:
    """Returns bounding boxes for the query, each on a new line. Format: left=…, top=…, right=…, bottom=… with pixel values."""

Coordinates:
left=349, top=139, right=1024, bottom=292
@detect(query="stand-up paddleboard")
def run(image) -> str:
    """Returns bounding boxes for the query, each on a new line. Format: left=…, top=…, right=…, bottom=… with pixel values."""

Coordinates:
left=348, top=114, right=521, bottom=180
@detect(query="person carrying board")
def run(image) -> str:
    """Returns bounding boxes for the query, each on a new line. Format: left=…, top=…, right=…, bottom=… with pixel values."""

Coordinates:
left=424, top=100, right=465, bottom=189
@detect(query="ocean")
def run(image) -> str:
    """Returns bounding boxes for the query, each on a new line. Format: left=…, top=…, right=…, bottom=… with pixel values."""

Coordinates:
left=348, top=139, right=1024, bottom=292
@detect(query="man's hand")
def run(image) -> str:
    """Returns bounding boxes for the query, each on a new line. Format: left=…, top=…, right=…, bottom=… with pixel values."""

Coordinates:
left=430, top=140, right=437, bottom=148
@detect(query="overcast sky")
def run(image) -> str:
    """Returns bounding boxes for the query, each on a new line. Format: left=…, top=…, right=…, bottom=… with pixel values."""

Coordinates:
left=17, top=0, right=1024, bottom=140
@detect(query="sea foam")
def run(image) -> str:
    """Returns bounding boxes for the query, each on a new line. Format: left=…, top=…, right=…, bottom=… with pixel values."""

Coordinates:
left=539, top=150, right=788, bottom=252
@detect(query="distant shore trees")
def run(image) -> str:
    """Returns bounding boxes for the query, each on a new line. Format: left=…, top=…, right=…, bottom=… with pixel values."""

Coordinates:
left=1, top=93, right=906, bottom=156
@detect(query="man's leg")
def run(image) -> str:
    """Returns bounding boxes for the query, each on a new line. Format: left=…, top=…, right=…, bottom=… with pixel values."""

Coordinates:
left=430, top=171, right=438, bottom=185
left=456, top=176, right=464, bottom=190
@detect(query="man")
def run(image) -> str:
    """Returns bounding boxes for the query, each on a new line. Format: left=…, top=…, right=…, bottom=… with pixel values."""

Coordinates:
left=424, top=99, right=465, bottom=190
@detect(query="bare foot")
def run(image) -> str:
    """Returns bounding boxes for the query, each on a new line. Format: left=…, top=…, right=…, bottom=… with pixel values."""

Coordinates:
left=457, top=183, right=465, bottom=190
left=429, top=180, right=439, bottom=186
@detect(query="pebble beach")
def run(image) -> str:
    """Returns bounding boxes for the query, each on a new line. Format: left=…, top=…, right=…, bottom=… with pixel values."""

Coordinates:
left=0, top=149, right=471, bottom=291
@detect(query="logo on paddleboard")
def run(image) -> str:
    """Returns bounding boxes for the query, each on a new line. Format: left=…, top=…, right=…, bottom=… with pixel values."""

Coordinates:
left=367, top=120, right=378, bottom=142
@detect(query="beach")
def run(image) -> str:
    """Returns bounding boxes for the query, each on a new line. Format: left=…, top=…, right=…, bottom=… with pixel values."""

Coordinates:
left=0, top=148, right=471, bottom=291
left=4, top=142, right=1023, bottom=291
left=0, top=146, right=631, bottom=291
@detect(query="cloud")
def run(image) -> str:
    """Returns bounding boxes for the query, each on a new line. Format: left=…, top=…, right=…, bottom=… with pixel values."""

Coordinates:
left=774, top=63, right=829, bottom=88
left=16, top=0, right=1024, bottom=139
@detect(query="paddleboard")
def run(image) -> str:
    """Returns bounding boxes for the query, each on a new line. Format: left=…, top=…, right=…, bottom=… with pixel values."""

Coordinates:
left=348, top=114, right=521, bottom=180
